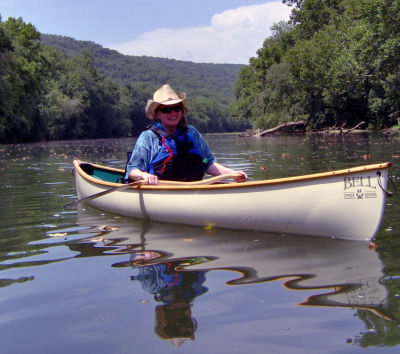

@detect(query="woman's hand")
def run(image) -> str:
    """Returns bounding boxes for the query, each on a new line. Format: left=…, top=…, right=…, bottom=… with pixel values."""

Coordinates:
left=206, top=163, right=248, bottom=183
left=140, top=172, right=159, bottom=185
left=232, top=170, right=248, bottom=183
left=129, top=169, right=159, bottom=185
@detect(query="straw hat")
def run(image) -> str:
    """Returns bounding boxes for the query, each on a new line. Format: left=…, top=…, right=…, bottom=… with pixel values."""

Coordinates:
left=145, top=84, right=186, bottom=119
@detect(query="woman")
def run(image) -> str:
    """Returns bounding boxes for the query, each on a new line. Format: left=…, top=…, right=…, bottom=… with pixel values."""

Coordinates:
left=124, top=84, right=247, bottom=185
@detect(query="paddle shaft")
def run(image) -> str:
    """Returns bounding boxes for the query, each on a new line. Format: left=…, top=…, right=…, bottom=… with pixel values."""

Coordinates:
left=63, top=173, right=239, bottom=209
left=63, top=180, right=144, bottom=209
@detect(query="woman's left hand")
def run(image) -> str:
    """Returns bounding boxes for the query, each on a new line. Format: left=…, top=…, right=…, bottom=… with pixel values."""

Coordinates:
left=232, top=170, right=248, bottom=183
left=207, top=162, right=248, bottom=183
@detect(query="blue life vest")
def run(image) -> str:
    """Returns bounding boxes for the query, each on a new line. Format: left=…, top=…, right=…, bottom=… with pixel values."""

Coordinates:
left=131, top=262, right=208, bottom=305
left=148, top=126, right=207, bottom=181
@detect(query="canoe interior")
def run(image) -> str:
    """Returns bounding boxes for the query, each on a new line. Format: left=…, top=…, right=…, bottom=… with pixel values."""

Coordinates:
left=77, top=161, right=392, bottom=188
left=80, top=163, right=125, bottom=183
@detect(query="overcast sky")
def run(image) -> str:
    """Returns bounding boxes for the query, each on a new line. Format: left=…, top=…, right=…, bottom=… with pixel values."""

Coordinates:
left=1, top=0, right=292, bottom=64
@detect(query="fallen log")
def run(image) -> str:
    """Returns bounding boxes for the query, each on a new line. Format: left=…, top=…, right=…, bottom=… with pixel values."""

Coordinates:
left=341, top=121, right=366, bottom=134
left=338, top=122, right=347, bottom=135
left=258, top=121, right=305, bottom=136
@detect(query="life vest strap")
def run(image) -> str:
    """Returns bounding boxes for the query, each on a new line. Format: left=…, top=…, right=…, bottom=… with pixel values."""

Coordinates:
left=161, top=136, right=173, bottom=173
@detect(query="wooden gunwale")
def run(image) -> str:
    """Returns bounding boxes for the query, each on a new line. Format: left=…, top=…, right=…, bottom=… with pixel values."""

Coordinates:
left=73, top=160, right=392, bottom=191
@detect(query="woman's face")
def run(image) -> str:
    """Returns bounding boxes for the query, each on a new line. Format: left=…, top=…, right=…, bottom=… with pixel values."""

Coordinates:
left=156, top=104, right=182, bottom=131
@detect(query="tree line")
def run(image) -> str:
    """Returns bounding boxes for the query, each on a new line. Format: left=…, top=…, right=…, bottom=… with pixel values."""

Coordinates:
left=0, top=17, right=245, bottom=144
left=3, top=1, right=399, bottom=143
left=230, top=0, right=400, bottom=131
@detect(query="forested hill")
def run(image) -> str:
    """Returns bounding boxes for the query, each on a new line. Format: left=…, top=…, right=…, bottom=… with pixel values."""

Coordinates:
left=41, top=34, right=241, bottom=104
left=0, top=15, right=246, bottom=144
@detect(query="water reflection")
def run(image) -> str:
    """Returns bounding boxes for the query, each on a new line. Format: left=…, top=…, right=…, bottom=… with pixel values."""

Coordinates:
left=117, top=253, right=209, bottom=346
left=0, top=192, right=397, bottom=348
left=71, top=207, right=396, bottom=345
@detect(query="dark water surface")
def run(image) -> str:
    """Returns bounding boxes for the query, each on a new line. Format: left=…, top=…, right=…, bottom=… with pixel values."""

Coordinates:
left=1, top=133, right=400, bottom=353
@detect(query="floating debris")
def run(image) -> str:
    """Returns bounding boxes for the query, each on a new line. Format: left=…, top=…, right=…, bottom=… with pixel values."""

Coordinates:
left=48, top=232, right=68, bottom=238
left=98, top=225, right=119, bottom=231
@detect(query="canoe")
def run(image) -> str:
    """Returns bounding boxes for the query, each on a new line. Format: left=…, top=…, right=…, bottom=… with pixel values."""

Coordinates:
left=72, top=160, right=392, bottom=241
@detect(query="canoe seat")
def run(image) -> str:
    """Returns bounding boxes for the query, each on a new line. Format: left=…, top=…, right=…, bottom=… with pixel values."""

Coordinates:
left=80, top=163, right=124, bottom=183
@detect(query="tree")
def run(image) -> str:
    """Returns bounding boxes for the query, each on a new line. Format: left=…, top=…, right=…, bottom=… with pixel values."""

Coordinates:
left=230, top=0, right=400, bottom=131
left=0, top=17, right=48, bottom=142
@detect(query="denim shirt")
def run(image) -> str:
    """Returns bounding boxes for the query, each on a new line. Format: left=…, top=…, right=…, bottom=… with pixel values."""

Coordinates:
left=124, top=124, right=215, bottom=180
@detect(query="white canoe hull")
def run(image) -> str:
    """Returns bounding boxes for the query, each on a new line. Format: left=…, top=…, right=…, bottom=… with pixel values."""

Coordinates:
left=73, top=160, right=391, bottom=241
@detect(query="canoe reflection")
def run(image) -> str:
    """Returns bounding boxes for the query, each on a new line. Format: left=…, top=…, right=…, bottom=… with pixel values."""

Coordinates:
left=76, top=207, right=390, bottom=342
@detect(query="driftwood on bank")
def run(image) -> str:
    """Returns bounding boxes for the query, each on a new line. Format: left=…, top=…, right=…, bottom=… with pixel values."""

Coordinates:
left=258, top=120, right=306, bottom=136
left=319, top=121, right=366, bottom=135
left=239, top=121, right=305, bottom=137
left=239, top=120, right=370, bottom=137
left=341, top=121, right=366, bottom=134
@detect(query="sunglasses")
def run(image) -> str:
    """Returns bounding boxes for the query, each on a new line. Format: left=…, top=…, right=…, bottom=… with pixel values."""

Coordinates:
left=159, top=105, right=182, bottom=114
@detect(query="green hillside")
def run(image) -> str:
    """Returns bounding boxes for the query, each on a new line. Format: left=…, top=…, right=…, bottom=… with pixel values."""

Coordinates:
left=0, top=15, right=246, bottom=144
left=41, top=34, right=242, bottom=104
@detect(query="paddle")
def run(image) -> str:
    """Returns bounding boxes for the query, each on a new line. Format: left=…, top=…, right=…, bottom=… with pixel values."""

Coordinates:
left=63, top=180, right=144, bottom=209
left=63, top=173, right=239, bottom=210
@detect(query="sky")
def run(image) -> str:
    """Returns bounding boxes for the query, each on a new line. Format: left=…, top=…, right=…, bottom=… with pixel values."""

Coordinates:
left=0, top=0, right=292, bottom=64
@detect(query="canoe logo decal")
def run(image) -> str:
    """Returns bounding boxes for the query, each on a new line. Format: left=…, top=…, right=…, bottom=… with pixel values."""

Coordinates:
left=343, top=176, right=377, bottom=199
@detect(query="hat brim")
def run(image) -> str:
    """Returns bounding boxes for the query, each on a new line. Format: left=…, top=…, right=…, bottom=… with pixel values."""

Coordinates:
left=145, top=92, right=186, bottom=119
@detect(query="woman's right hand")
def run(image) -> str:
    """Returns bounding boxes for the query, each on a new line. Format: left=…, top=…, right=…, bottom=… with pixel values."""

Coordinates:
left=130, top=169, right=159, bottom=185
left=139, top=172, right=159, bottom=185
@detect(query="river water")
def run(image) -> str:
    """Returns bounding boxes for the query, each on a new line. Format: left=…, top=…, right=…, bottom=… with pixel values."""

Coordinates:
left=1, top=133, right=400, bottom=353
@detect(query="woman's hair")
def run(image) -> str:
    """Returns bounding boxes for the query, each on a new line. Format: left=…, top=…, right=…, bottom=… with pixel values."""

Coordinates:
left=154, top=103, right=188, bottom=128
